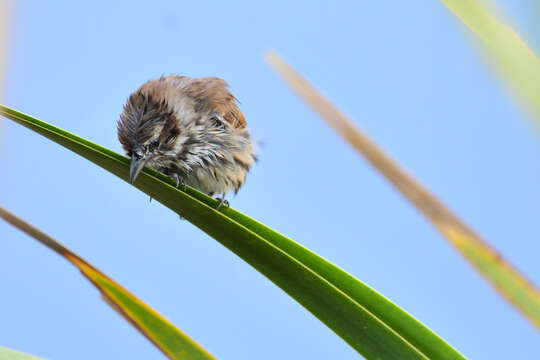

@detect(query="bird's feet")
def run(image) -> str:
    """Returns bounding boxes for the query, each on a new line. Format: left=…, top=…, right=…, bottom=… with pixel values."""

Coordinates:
left=215, top=194, right=229, bottom=210
left=170, top=173, right=186, bottom=191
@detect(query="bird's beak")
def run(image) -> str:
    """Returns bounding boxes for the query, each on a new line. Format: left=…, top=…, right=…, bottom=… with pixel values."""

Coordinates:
left=130, top=154, right=148, bottom=184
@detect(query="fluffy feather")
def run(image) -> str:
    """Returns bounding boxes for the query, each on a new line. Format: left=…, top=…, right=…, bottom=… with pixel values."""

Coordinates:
left=117, top=74, right=256, bottom=196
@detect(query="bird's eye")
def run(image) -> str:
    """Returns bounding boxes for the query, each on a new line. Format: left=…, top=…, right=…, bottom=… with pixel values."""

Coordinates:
left=150, top=139, right=160, bottom=150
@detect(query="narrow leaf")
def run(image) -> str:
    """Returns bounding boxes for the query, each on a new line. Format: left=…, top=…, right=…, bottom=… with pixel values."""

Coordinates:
left=441, top=0, right=540, bottom=126
left=0, top=105, right=465, bottom=359
left=265, top=51, right=540, bottom=331
left=0, top=346, right=43, bottom=360
left=0, top=207, right=214, bottom=360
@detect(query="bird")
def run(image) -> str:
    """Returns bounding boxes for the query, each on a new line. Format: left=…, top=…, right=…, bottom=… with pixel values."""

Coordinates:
left=117, top=75, right=256, bottom=209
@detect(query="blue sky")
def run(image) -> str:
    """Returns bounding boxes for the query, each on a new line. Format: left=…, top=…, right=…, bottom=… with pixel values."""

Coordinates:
left=1, top=0, right=540, bottom=359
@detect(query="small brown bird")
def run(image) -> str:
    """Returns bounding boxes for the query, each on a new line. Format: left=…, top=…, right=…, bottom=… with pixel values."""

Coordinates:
left=117, top=75, right=256, bottom=208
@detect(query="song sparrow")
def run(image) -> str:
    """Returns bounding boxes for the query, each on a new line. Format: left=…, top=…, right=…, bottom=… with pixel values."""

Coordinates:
left=117, top=75, right=256, bottom=208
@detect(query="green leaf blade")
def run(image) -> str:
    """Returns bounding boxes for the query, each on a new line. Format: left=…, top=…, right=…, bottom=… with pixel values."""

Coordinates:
left=223, top=208, right=463, bottom=360
left=0, top=105, right=465, bottom=359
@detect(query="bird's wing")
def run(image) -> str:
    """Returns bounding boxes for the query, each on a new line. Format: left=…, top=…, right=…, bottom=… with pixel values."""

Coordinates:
left=164, top=75, right=247, bottom=129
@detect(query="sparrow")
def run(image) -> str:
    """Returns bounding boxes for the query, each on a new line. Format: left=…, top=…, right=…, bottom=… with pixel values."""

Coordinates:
left=117, top=75, right=256, bottom=208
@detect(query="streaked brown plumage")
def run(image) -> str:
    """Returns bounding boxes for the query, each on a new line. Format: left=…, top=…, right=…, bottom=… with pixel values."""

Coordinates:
left=117, top=75, right=256, bottom=206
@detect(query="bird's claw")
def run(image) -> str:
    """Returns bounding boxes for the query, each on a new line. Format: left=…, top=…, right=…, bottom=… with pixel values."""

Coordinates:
left=215, top=195, right=229, bottom=210
left=170, top=173, right=186, bottom=191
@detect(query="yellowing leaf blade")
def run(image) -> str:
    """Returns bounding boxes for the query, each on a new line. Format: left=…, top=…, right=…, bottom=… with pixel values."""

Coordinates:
left=0, top=346, right=43, bottom=360
left=441, top=0, right=540, bottom=126
left=0, top=207, right=214, bottom=360
left=266, top=51, right=540, bottom=331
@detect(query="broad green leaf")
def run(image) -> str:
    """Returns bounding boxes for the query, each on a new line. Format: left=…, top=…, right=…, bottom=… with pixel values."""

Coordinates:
left=0, top=207, right=214, bottom=360
left=0, top=105, right=465, bottom=359
left=265, top=51, right=540, bottom=331
left=0, top=346, right=43, bottom=360
left=441, top=0, right=540, bottom=126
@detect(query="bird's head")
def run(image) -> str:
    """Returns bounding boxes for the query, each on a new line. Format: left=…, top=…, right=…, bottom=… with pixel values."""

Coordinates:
left=117, top=91, right=180, bottom=183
